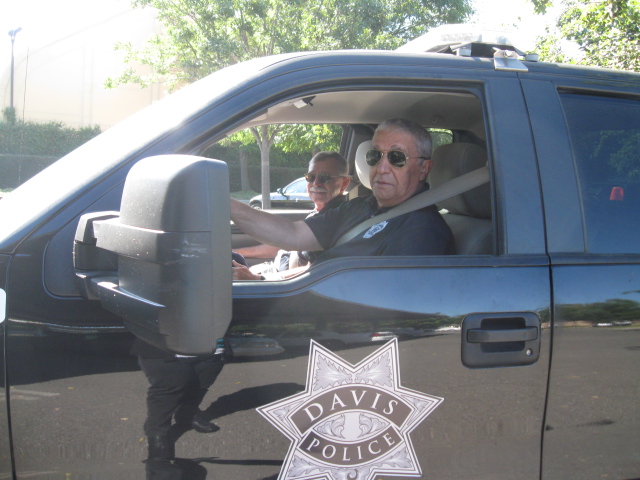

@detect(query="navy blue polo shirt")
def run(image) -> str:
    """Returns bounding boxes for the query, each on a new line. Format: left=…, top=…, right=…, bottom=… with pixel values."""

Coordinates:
left=277, top=194, right=347, bottom=270
left=305, top=193, right=455, bottom=264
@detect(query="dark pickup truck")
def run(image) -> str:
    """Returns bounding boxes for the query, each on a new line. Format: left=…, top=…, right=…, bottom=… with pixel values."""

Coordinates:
left=1, top=25, right=639, bottom=480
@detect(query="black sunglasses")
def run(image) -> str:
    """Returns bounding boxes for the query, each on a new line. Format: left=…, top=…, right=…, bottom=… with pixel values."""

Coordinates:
left=365, top=149, right=428, bottom=168
left=304, top=172, right=344, bottom=184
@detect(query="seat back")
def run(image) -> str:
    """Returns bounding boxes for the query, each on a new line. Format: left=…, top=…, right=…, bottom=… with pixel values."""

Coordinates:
left=349, top=140, right=373, bottom=200
left=430, top=143, right=492, bottom=255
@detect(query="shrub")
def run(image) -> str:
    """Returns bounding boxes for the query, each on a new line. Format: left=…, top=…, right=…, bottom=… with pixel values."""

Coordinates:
left=0, top=120, right=102, bottom=188
left=0, top=120, right=101, bottom=157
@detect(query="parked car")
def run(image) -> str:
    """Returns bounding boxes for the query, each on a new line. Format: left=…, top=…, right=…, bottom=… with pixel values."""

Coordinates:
left=249, top=177, right=313, bottom=209
left=0, top=24, right=639, bottom=480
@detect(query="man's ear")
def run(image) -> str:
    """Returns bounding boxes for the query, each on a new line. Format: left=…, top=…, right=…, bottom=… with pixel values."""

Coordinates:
left=420, top=159, right=433, bottom=181
left=339, top=176, right=351, bottom=193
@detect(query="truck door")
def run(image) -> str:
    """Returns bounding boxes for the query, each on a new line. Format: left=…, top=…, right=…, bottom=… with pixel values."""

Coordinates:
left=524, top=79, right=640, bottom=479
left=2, top=59, right=553, bottom=479
left=84, top=75, right=552, bottom=479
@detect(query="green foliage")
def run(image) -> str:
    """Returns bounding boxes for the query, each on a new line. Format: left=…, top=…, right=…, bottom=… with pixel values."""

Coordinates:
left=217, top=124, right=341, bottom=165
left=107, top=0, right=472, bottom=195
left=429, top=129, right=453, bottom=151
left=2, top=107, right=17, bottom=124
left=108, top=0, right=472, bottom=90
left=534, top=29, right=567, bottom=64
left=535, top=0, right=640, bottom=71
left=0, top=120, right=102, bottom=188
left=203, top=138, right=312, bottom=168
left=276, top=124, right=342, bottom=154
left=529, top=0, right=553, bottom=15
left=202, top=137, right=311, bottom=191
left=0, top=120, right=101, bottom=156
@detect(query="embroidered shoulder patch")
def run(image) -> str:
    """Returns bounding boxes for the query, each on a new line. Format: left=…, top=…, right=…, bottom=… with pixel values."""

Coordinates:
left=363, top=221, right=388, bottom=239
left=257, top=339, right=443, bottom=480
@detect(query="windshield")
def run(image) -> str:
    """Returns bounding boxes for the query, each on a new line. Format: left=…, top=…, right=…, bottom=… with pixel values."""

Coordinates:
left=0, top=55, right=290, bottom=250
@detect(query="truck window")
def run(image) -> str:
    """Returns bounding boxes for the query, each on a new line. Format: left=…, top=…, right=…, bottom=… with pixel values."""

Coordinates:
left=46, top=89, right=490, bottom=300
left=561, top=93, right=640, bottom=254
left=200, top=89, right=490, bottom=261
left=225, top=123, right=490, bottom=261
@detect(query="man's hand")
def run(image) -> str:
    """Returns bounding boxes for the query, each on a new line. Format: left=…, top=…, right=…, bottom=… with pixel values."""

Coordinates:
left=230, top=198, right=322, bottom=252
left=232, top=260, right=262, bottom=281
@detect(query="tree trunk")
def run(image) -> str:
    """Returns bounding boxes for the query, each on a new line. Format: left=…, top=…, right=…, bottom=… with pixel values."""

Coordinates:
left=259, top=125, right=271, bottom=209
left=239, top=148, right=250, bottom=191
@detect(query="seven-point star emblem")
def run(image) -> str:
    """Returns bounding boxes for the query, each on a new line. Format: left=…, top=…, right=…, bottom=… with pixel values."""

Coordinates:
left=257, top=339, right=443, bottom=480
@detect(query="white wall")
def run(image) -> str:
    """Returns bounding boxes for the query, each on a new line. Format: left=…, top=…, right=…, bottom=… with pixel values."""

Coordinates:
left=0, top=2, right=165, bottom=130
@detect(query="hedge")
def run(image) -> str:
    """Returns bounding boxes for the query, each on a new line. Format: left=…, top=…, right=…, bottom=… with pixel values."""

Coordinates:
left=0, top=121, right=101, bottom=157
left=1, top=120, right=311, bottom=192
left=0, top=154, right=59, bottom=188
left=1, top=120, right=102, bottom=189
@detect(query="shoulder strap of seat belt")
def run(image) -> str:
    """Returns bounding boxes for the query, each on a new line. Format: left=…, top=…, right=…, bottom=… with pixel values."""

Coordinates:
left=334, top=165, right=490, bottom=247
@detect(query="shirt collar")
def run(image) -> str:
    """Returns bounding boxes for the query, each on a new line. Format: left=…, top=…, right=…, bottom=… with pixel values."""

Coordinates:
left=368, top=183, right=429, bottom=215
left=316, top=193, right=347, bottom=213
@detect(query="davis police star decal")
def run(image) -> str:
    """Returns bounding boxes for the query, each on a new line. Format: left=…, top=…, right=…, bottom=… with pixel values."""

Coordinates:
left=257, top=339, right=443, bottom=480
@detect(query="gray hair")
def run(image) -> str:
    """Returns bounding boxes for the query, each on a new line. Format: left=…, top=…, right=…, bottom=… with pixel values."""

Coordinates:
left=375, top=118, right=432, bottom=160
left=309, top=151, right=348, bottom=176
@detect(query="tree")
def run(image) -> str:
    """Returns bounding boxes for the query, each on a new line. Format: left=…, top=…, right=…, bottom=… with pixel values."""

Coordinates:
left=533, top=0, right=640, bottom=71
left=109, top=0, right=473, bottom=205
left=3, top=107, right=17, bottom=125
left=110, top=0, right=472, bottom=89
left=220, top=123, right=341, bottom=200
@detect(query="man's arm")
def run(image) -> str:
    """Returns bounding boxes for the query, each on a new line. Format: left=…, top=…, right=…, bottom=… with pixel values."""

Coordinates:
left=230, top=198, right=323, bottom=252
left=234, top=243, right=280, bottom=259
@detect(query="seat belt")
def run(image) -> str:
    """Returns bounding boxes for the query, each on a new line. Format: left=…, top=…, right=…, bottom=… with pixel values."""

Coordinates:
left=334, top=165, right=490, bottom=246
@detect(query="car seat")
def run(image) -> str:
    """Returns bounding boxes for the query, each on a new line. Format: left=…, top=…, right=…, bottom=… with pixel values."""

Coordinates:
left=429, top=143, right=492, bottom=255
left=349, top=140, right=373, bottom=200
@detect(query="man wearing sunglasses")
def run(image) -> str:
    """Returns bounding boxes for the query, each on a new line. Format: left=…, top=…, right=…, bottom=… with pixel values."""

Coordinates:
left=231, top=118, right=454, bottom=275
left=233, top=151, right=350, bottom=280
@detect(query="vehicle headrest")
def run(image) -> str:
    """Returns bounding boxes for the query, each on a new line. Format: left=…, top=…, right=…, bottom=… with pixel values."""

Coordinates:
left=429, top=143, right=491, bottom=219
left=355, top=140, right=372, bottom=189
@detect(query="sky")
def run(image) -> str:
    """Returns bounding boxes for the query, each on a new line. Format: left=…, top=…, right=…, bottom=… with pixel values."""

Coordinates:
left=470, top=0, right=556, bottom=51
left=0, top=0, right=557, bottom=79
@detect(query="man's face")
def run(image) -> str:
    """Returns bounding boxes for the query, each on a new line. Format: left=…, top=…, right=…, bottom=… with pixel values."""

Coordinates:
left=369, top=128, right=432, bottom=208
left=307, top=157, right=350, bottom=211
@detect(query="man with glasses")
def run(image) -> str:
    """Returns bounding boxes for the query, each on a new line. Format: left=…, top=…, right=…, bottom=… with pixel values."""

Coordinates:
left=231, top=118, right=454, bottom=276
left=233, top=151, right=350, bottom=280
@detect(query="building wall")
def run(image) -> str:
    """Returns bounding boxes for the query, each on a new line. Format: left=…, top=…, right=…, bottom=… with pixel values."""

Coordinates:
left=0, top=5, right=165, bottom=130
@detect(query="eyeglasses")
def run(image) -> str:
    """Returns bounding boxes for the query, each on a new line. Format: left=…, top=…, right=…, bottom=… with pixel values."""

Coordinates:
left=365, top=149, right=428, bottom=168
left=304, top=172, right=344, bottom=184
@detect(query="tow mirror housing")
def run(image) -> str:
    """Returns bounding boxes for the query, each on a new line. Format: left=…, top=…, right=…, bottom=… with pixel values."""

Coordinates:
left=74, top=155, right=232, bottom=355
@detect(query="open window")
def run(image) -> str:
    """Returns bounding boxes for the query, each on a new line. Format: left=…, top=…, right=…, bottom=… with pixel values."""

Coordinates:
left=192, top=88, right=492, bottom=264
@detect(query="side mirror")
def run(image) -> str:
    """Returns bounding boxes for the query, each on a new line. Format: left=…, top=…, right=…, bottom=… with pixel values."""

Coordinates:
left=74, top=155, right=232, bottom=355
left=276, top=187, right=287, bottom=197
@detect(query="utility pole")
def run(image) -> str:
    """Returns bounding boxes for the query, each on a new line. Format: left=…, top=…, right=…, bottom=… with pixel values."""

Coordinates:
left=8, top=27, right=23, bottom=117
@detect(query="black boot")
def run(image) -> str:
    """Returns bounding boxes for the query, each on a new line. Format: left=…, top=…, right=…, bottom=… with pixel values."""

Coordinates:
left=147, top=435, right=175, bottom=460
left=191, top=412, right=220, bottom=433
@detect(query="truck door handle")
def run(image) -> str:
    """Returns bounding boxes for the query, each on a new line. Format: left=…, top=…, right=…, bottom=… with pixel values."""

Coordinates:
left=467, top=326, right=538, bottom=343
left=462, top=312, right=541, bottom=368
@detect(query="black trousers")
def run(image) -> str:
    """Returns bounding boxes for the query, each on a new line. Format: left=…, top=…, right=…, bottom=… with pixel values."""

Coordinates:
left=138, top=356, right=224, bottom=438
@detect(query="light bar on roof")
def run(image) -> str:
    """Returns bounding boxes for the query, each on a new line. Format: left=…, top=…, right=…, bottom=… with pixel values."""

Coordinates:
left=397, top=23, right=516, bottom=54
